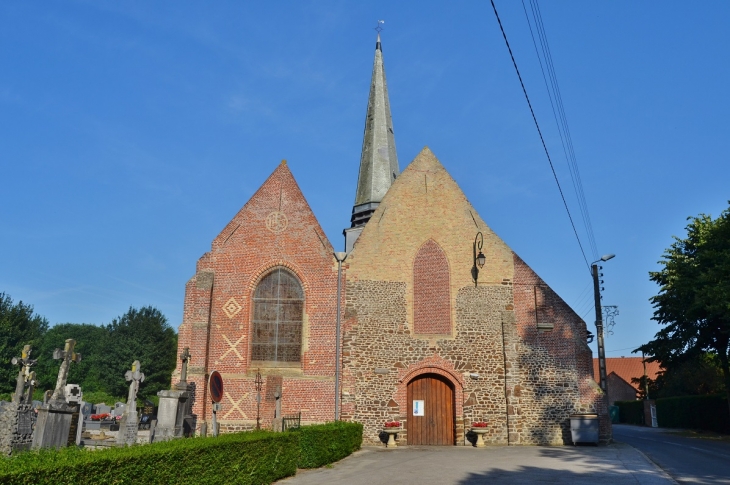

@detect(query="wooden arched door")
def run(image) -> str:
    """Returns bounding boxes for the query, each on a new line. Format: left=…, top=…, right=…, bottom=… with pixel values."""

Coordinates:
left=406, top=373, right=455, bottom=445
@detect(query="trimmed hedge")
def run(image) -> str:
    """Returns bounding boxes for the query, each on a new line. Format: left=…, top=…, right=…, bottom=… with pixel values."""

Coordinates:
left=296, top=421, right=363, bottom=469
left=615, top=400, right=644, bottom=425
left=656, top=394, right=730, bottom=434
left=0, top=430, right=299, bottom=485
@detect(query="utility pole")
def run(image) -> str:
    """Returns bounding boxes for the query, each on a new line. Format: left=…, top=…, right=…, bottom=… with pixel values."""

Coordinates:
left=591, top=254, right=614, bottom=394
left=592, top=264, right=608, bottom=394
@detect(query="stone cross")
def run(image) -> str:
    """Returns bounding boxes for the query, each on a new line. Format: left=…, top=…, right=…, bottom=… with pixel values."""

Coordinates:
left=11, top=345, right=37, bottom=405
left=50, top=339, right=82, bottom=402
left=179, top=347, right=191, bottom=383
left=125, top=360, right=145, bottom=408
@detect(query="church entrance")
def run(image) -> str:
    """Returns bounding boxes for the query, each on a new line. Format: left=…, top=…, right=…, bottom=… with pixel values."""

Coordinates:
left=406, top=373, right=455, bottom=445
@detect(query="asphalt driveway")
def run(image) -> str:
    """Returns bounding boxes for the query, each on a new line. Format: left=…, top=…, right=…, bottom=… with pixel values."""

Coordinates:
left=279, top=442, right=676, bottom=484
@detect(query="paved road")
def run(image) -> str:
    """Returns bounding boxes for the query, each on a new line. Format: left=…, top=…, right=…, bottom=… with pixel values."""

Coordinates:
left=279, top=443, right=674, bottom=484
left=613, top=424, right=730, bottom=484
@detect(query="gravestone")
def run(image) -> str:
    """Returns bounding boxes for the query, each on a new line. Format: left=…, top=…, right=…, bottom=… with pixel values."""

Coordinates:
left=155, top=347, right=196, bottom=441
left=111, top=402, right=126, bottom=417
left=64, top=384, right=82, bottom=447
left=117, top=360, right=144, bottom=446
left=272, top=387, right=283, bottom=432
left=95, top=403, right=111, bottom=415
left=0, top=345, right=39, bottom=455
left=32, top=339, right=82, bottom=450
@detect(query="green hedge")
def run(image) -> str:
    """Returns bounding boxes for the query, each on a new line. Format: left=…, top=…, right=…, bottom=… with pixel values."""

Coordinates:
left=615, top=400, right=644, bottom=425
left=296, top=421, right=363, bottom=469
left=656, top=394, right=730, bottom=434
left=0, top=421, right=364, bottom=484
left=0, top=431, right=298, bottom=485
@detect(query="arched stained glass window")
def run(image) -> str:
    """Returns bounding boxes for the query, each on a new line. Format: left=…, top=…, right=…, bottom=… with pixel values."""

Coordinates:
left=252, top=268, right=304, bottom=363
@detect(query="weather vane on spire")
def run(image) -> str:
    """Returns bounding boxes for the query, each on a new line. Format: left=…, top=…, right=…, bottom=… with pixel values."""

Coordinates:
left=375, top=20, right=385, bottom=34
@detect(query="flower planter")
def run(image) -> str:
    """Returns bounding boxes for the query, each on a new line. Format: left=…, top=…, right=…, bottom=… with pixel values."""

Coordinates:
left=383, top=428, right=401, bottom=447
left=471, top=427, right=489, bottom=447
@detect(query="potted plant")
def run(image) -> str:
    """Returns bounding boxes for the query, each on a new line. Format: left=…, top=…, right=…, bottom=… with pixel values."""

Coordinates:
left=383, top=421, right=401, bottom=448
left=470, top=421, right=488, bottom=447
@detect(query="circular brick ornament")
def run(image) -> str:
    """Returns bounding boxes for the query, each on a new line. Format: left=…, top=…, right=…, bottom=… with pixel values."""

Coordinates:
left=265, top=211, right=288, bottom=233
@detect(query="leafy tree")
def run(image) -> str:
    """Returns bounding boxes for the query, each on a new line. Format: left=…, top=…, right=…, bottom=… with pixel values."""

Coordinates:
left=633, top=353, right=725, bottom=399
left=0, top=293, right=49, bottom=395
left=637, top=204, right=730, bottom=414
left=97, top=306, right=177, bottom=400
left=34, top=323, right=109, bottom=394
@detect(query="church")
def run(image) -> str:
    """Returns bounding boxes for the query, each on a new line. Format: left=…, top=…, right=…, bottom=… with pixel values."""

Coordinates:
left=174, top=34, right=608, bottom=446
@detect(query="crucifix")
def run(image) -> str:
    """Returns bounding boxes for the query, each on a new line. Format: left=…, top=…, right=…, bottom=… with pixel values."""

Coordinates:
left=125, top=360, right=145, bottom=408
left=50, top=339, right=82, bottom=402
left=11, top=345, right=37, bottom=405
left=179, top=347, right=191, bottom=384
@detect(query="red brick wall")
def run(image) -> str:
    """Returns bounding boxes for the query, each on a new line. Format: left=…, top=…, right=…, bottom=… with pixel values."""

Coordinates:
left=175, top=162, right=340, bottom=430
left=413, top=239, right=451, bottom=335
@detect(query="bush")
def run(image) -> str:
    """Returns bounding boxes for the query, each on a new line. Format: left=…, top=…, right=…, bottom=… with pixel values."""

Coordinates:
left=656, top=394, right=730, bottom=434
left=0, top=431, right=298, bottom=485
left=615, top=400, right=644, bottom=425
left=296, top=421, right=363, bottom=469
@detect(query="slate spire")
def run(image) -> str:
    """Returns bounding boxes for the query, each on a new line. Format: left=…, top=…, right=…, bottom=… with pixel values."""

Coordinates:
left=350, top=32, right=400, bottom=228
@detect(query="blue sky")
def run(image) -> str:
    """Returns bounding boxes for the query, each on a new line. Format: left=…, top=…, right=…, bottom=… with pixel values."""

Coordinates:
left=1, top=1, right=729, bottom=359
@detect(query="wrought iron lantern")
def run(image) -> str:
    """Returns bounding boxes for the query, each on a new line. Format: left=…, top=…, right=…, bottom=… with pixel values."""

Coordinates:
left=472, top=231, right=486, bottom=287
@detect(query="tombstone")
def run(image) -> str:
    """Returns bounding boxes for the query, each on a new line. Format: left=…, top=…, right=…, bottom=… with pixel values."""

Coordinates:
left=62, top=384, right=83, bottom=447
left=0, top=345, right=39, bottom=454
left=95, top=403, right=111, bottom=415
left=272, top=387, right=283, bottom=432
left=155, top=347, right=196, bottom=441
left=64, top=384, right=82, bottom=404
left=117, top=360, right=144, bottom=446
left=111, top=402, right=126, bottom=417
left=32, top=339, right=82, bottom=450
left=80, top=402, right=93, bottom=419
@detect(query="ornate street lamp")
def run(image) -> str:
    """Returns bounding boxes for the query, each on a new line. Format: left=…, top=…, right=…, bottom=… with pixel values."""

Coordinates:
left=254, top=369, right=263, bottom=430
left=471, top=232, right=486, bottom=287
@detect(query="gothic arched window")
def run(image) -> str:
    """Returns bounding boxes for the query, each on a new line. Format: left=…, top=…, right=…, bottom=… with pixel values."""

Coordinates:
left=252, top=268, right=304, bottom=363
left=413, top=239, right=451, bottom=335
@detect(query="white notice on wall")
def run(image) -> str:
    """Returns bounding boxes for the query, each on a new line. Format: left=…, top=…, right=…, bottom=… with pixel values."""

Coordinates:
left=413, top=400, right=425, bottom=416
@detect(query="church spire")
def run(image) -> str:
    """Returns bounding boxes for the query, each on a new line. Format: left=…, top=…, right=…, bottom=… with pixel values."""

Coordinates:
left=350, top=32, right=399, bottom=228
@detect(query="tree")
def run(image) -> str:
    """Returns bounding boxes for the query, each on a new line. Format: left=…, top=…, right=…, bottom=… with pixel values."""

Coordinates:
left=34, top=323, right=109, bottom=394
left=633, top=353, right=725, bottom=399
left=97, top=306, right=177, bottom=399
left=0, top=293, right=49, bottom=395
left=637, top=203, right=730, bottom=414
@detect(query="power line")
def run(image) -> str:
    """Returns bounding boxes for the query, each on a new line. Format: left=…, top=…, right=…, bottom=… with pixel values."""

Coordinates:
left=489, top=0, right=590, bottom=270
left=521, top=0, right=599, bottom=260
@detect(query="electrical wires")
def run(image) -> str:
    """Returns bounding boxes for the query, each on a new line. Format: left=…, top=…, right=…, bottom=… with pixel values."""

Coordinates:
left=520, top=0, right=599, bottom=262
left=489, top=0, right=595, bottom=271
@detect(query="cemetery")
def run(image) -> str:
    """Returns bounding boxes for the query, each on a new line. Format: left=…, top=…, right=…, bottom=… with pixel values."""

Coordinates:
left=0, top=334, right=363, bottom=484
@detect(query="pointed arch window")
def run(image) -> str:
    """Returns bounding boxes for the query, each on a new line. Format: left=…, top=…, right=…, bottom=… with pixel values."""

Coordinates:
left=413, top=239, right=451, bottom=335
left=252, top=268, right=304, bottom=363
